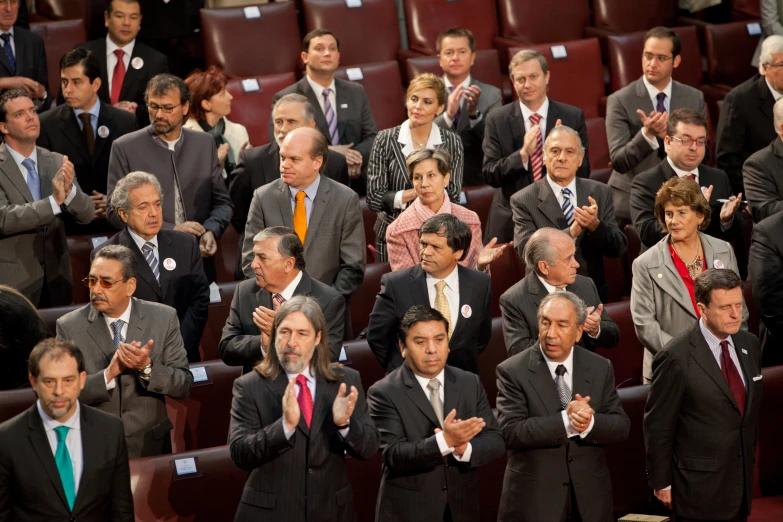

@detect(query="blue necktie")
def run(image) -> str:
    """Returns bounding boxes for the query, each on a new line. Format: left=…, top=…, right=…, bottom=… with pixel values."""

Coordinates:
left=0, top=33, right=15, bottom=73
left=53, top=426, right=75, bottom=511
left=322, top=88, right=339, bottom=146
left=561, top=188, right=574, bottom=226
left=656, top=92, right=667, bottom=113
left=142, top=242, right=160, bottom=283
left=111, top=319, right=125, bottom=349
left=21, top=158, right=41, bottom=201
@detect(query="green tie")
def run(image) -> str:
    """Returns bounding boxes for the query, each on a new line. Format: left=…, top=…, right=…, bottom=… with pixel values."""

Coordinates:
left=53, top=426, right=75, bottom=511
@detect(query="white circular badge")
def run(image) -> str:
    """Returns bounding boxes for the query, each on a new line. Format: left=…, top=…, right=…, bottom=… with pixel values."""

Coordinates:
left=714, top=259, right=725, bottom=269
left=97, top=125, right=110, bottom=138
left=461, top=304, right=472, bottom=319
left=163, top=258, right=176, bottom=271
left=131, top=57, right=144, bottom=70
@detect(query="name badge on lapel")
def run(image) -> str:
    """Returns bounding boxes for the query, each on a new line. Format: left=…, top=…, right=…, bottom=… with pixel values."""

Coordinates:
left=461, top=304, right=472, bottom=319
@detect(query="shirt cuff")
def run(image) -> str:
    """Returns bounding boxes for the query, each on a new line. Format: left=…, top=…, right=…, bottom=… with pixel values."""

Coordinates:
left=48, top=195, right=62, bottom=215
left=435, top=430, right=455, bottom=456
left=579, top=415, right=595, bottom=439
left=642, top=129, right=659, bottom=149
left=393, top=190, right=407, bottom=211
left=469, top=113, right=483, bottom=128
left=283, top=418, right=295, bottom=440
left=588, top=325, right=601, bottom=339
left=662, top=486, right=672, bottom=491
left=104, top=370, right=116, bottom=390
left=338, top=427, right=350, bottom=438
left=443, top=112, right=455, bottom=128
left=64, top=185, right=77, bottom=206
left=562, top=410, right=595, bottom=438
left=453, top=442, right=472, bottom=462
left=720, top=216, right=734, bottom=231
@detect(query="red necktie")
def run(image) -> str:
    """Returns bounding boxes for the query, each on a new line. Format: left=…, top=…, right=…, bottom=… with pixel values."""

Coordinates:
left=688, top=173, right=696, bottom=181
left=719, top=340, right=746, bottom=417
left=111, top=49, right=126, bottom=105
left=529, top=113, right=544, bottom=181
left=296, top=374, right=313, bottom=428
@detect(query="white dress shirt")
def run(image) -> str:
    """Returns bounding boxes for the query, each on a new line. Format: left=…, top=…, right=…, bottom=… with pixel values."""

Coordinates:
left=425, top=264, right=460, bottom=330
left=288, top=174, right=321, bottom=225
left=306, top=74, right=337, bottom=118
left=393, top=120, right=444, bottom=210
left=413, top=369, right=472, bottom=462
left=73, top=99, right=101, bottom=140
left=106, top=36, right=135, bottom=97
left=767, top=78, right=783, bottom=102
left=519, top=97, right=550, bottom=134
left=535, top=275, right=600, bottom=339
left=641, top=76, right=672, bottom=149
left=102, top=300, right=133, bottom=390
left=0, top=27, right=16, bottom=57
left=37, top=400, right=83, bottom=495
left=128, top=228, right=159, bottom=267
left=282, top=364, right=350, bottom=439
left=539, top=345, right=595, bottom=438
left=5, top=144, right=77, bottom=214
left=698, top=318, right=746, bottom=387
left=441, top=75, right=482, bottom=129
left=546, top=175, right=577, bottom=211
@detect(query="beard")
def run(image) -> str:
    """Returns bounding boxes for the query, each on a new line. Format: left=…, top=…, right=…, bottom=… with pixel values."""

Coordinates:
left=276, top=342, right=311, bottom=374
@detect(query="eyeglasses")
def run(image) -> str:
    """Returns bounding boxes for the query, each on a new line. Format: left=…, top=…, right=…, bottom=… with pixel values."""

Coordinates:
left=669, top=136, right=709, bottom=147
left=82, top=277, right=128, bottom=289
left=765, top=62, right=783, bottom=69
left=642, top=53, right=673, bottom=63
left=0, top=0, right=21, bottom=6
left=147, top=103, right=181, bottom=114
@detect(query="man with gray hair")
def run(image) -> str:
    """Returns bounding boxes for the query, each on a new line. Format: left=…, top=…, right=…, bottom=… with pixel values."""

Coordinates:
left=500, top=227, right=619, bottom=356
left=717, top=35, right=783, bottom=195
left=743, top=96, right=783, bottom=222
left=496, top=290, right=629, bottom=522
left=220, top=226, right=346, bottom=372
left=511, top=125, right=627, bottom=301
left=95, top=171, right=209, bottom=362
left=482, top=49, right=590, bottom=244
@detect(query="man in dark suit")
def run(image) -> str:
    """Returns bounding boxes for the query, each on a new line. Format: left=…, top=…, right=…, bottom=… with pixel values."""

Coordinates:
left=368, top=214, right=492, bottom=375
left=482, top=49, right=590, bottom=244
left=743, top=98, right=783, bottom=223
left=0, top=0, right=47, bottom=107
left=645, top=269, right=762, bottom=522
left=228, top=295, right=379, bottom=522
left=220, top=226, right=345, bottom=371
left=98, top=172, right=209, bottom=362
left=271, top=29, right=378, bottom=189
left=77, top=0, right=169, bottom=127
left=748, top=211, right=783, bottom=366
left=501, top=228, right=619, bottom=356
left=367, top=306, right=505, bottom=522
left=716, top=35, right=783, bottom=194
left=512, top=126, right=627, bottom=302
left=0, top=338, right=134, bottom=521
left=38, top=48, right=138, bottom=235
left=631, top=108, right=745, bottom=252
left=433, top=27, right=502, bottom=186
left=56, top=244, right=193, bottom=458
left=496, top=292, right=630, bottom=522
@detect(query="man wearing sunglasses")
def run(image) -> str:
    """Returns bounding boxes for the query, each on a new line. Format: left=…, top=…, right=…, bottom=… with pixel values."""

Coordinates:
left=55, top=244, right=192, bottom=458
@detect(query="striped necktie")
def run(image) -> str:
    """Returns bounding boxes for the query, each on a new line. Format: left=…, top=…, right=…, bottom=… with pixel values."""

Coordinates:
left=322, top=88, right=339, bottom=146
left=111, top=320, right=125, bottom=349
left=0, top=33, right=15, bottom=73
left=561, top=187, right=574, bottom=226
left=529, top=113, right=544, bottom=181
left=273, top=293, right=286, bottom=311
left=141, top=242, right=159, bottom=283
left=555, top=364, right=571, bottom=410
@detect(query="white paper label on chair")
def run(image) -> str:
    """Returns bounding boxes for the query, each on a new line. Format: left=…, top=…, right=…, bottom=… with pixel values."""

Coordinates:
left=458, top=191, right=467, bottom=205
left=346, top=68, right=364, bottom=81
left=190, top=366, right=208, bottom=383
left=209, top=282, right=221, bottom=304
left=747, top=22, right=761, bottom=36
left=346, top=0, right=362, bottom=7
left=90, top=236, right=108, bottom=249
left=174, top=458, right=198, bottom=475
left=339, top=346, right=348, bottom=362
left=244, top=6, right=261, bottom=19
left=551, top=45, right=568, bottom=59
left=241, top=79, right=261, bottom=93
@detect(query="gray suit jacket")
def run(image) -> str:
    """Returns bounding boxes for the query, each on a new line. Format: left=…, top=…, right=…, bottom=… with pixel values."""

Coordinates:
left=743, top=137, right=783, bottom=222
left=0, top=143, right=94, bottom=306
left=55, top=298, right=193, bottom=458
left=630, top=232, right=748, bottom=380
left=240, top=176, right=365, bottom=298
left=753, top=0, right=783, bottom=66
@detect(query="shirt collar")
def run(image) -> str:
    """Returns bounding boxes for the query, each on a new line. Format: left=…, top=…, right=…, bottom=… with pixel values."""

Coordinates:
left=285, top=361, right=315, bottom=387
left=442, top=75, right=472, bottom=91
left=539, top=343, right=575, bottom=380
left=397, top=120, right=443, bottom=157
left=536, top=273, right=562, bottom=294
left=305, top=74, right=336, bottom=100
left=37, top=400, right=81, bottom=433
left=0, top=27, right=14, bottom=38
left=698, top=317, right=734, bottom=350
left=288, top=174, right=321, bottom=203
left=424, top=263, right=459, bottom=291
left=642, top=75, right=673, bottom=103
left=278, top=270, right=304, bottom=301
left=5, top=143, right=38, bottom=169
left=546, top=174, right=576, bottom=199
left=412, top=367, right=445, bottom=394
left=106, top=35, right=136, bottom=58
left=766, top=78, right=783, bottom=102
left=519, top=97, right=549, bottom=124
left=666, top=156, right=699, bottom=181
left=73, top=98, right=101, bottom=120
left=151, top=127, right=183, bottom=150
left=102, top=298, right=132, bottom=325
left=128, top=227, right=158, bottom=251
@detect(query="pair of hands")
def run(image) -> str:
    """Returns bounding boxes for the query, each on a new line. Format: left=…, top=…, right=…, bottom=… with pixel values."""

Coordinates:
left=330, top=144, right=363, bottom=178
left=566, top=393, right=594, bottom=433
left=519, top=118, right=564, bottom=163
left=583, top=304, right=604, bottom=337
left=173, top=221, right=217, bottom=258
left=0, top=77, right=46, bottom=99
left=445, top=84, right=483, bottom=119
left=113, top=101, right=138, bottom=115
left=568, top=196, right=601, bottom=237
left=434, top=409, right=486, bottom=456
left=217, top=142, right=250, bottom=169
left=637, top=109, right=669, bottom=140
left=51, top=156, right=75, bottom=205
left=701, top=185, right=743, bottom=223
left=107, top=339, right=154, bottom=381
left=282, top=380, right=359, bottom=431
left=252, top=305, right=276, bottom=350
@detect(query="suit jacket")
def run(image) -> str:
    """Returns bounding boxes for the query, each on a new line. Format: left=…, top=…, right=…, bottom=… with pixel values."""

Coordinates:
left=0, top=143, right=94, bottom=307
left=218, top=274, right=346, bottom=371
left=511, top=177, right=627, bottom=301
left=228, top=366, right=379, bottom=522
left=495, top=346, right=630, bottom=522
left=500, top=272, right=620, bottom=356
left=271, top=76, right=378, bottom=167
left=55, top=298, right=193, bottom=458
left=716, top=74, right=777, bottom=194
left=434, top=77, right=503, bottom=186
left=77, top=37, right=169, bottom=127
left=630, top=159, right=745, bottom=249
left=644, top=323, right=763, bottom=519
left=240, top=176, right=365, bottom=299
left=367, top=264, right=492, bottom=374
left=743, top=137, right=783, bottom=222
left=752, top=0, right=783, bottom=66
left=748, top=211, right=783, bottom=365
left=630, top=232, right=749, bottom=380
left=0, top=26, right=48, bottom=92
left=367, top=364, right=505, bottom=522
left=482, top=99, right=590, bottom=243
left=106, top=126, right=233, bottom=238
left=0, top=403, right=134, bottom=522
left=96, top=228, right=210, bottom=362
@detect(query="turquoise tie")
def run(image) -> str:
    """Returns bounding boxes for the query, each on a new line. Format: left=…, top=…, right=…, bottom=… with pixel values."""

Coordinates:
left=53, top=426, right=75, bottom=511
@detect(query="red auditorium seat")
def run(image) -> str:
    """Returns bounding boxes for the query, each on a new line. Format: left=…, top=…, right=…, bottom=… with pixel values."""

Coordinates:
left=334, top=61, right=406, bottom=131
left=30, top=19, right=86, bottom=101
left=402, top=0, right=499, bottom=56
left=167, top=360, right=242, bottom=453
left=225, top=72, right=297, bottom=146
left=360, top=197, right=377, bottom=256
left=0, top=388, right=36, bottom=424
left=589, top=0, right=679, bottom=35
left=130, top=445, right=246, bottom=521
left=479, top=317, right=505, bottom=408
left=478, top=422, right=506, bottom=522
left=38, top=304, right=80, bottom=334
left=201, top=4, right=301, bottom=78
left=733, top=0, right=760, bottom=20
left=755, top=366, right=783, bottom=517
left=342, top=339, right=385, bottom=393
left=345, top=452, right=383, bottom=522
left=586, top=117, right=611, bottom=172
left=496, top=0, right=589, bottom=46
left=589, top=169, right=611, bottom=184
left=404, top=49, right=504, bottom=93
left=488, top=246, right=525, bottom=318
left=199, top=281, right=238, bottom=362
left=509, top=38, right=604, bottom=119
left=302, top=0, right=400, bottom=66
left=350, top=262, right=391, bottom=338
left=215, top=224, right=241, bottom=283
left=598, top=301, right=644, bottom=387
left=463, top=184, right=495, bottom=236
left=702, top=21, right=760, bottom=90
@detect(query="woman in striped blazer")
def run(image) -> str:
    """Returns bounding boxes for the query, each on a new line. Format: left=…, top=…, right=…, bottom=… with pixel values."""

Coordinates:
left=366, top=73, right=464, bottom=261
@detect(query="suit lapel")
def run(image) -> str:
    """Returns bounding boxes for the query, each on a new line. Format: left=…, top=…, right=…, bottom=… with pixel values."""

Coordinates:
left=87, top=305, right=117, bottom=360
left=452, top=266, right=472, bottom=336
left=303, top=177, right=331, bottom=253
left=310, top=374, right=339, bottom=435
left=688, top=327, right=742, bottom=416
left=527, top=274, right=546, bottom=311
left=26, top=407, right=70, bottom=512
left=254, top=285, right=273, bottom=310
left=13, top=30, right=24, bottom=77
left=335, top=81, right=349, bottom=143
left=263, top=143, right=281, bottom=185
left=635, top=77, right=655, bottom=112
left=299, top=79, right=331, bottom=141
left=73, top=407, right=99, bottom=510
left=119, top=46, right=143, bottom=102
left=508, top=102, right=525, bottom=150
left=156, top=231, right=173, bottom=300
left=37, top=149, right=55, bottom=200
left=443, top=366, right=461, bottom=418
left=733, top=334, right=755, bottom=421
left=757, top=75, right=775, bottom=127
left=402, top=364, right=440, bottom=427
left=94, top=40, right=110, bottom=102
left=275, top=181, right=295, bottom=228
left=527, top=348, right=562, bottom=415
left=0, top=40, right=13, bottom=75
left=544, top=100, right=561, bottom=137
left=59, top=108, right=90, bottom=163
left=92, top=103, right=115, bottom=164
left=0, top=145, right=33, bottom=203
left=390, top=128, right=408, bottom=183
left=408, top=265, right=430, bottom=308
left=121, top=229, right=162, bottom=299
left=647, top=239, right=699, bottom=319
left=126, top=298, right=147, bottom=344
left=570, top=348, right=593, bottom=399
left=537, top=180, right=568, bottom=228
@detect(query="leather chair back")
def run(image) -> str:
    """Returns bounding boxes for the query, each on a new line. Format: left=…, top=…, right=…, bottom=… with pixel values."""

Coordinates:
left=226, top=72, right=297, bottom=146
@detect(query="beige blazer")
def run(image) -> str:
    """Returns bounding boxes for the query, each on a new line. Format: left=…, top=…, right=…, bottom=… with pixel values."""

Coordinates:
left=630, top=232, right=748, bottom=381
left=183, top=116, right=250, bottom=179
left=754, top=0, right=783, bottom=67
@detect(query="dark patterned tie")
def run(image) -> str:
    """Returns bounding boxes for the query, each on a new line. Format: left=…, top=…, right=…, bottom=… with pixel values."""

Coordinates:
left=448, top=85, right=461, bottom=129
left=561, top=188, right=574, bottom=226
left=720, top=340, right=746, bottom=417
left=111, top=320, right=125, bottom=349
left=273, top=293, right=286, bottom=311
left=79, top=113, right=95, bottom=156
left=555, top=364, right=571, bottom=410
left=656, top=92, right=667, bottom=113
left=0, top=33, right=15, bottom=73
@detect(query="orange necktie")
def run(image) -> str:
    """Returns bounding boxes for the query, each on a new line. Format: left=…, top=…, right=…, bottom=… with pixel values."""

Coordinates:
left=293, top=191, right=307, bottom=244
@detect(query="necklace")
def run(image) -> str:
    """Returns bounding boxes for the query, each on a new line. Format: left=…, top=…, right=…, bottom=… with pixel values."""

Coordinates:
left=412, top=138, right=427, bottom=149
left=671, top=240, right=703, bottom=279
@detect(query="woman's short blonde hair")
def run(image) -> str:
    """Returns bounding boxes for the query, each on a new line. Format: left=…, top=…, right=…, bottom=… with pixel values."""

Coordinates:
left=405, top=148, right=452, bottom=181
left=654, top=177, right=711, bottom=233
left=406, top=73, right=447, bottom=108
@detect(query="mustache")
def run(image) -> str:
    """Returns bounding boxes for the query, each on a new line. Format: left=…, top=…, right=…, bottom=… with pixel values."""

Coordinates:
left=91, top=295, right=107, bottom=303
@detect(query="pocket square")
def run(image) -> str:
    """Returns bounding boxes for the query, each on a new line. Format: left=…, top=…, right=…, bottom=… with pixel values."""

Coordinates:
left=742, top=348, right=748, bottom=354
left=753, top=375, right=763, bottom=382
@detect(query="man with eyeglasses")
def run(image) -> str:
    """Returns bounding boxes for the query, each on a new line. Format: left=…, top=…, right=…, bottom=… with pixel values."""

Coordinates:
left=631, top=108, right=745, bottom=256
left=106, top=73, right=233, bottom=282
left=606, top=26, right=707, bottom=228
left=0, top=0, right=49, bottom=110
left=56, top=244, right=193, bottom=458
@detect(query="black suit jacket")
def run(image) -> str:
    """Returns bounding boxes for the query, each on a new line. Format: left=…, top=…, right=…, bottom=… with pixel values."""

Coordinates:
left=228, top=366, right=379, bottom=522
left=500, top=273, right=620, bottom=356
left=0, top=403, right=134, bottom=521
left=0, top=27, right=47, bottom=92
left=482, top=99, right=590, bottom=243
left=748, top=211, right=783, bottom=366
left=95, top=228, right=210, bottom=362
left=218, top=274, right=346, bottom=371
left=367, top=364, right=505, bottom=522
left=743, top=137, right=783, bottom=223
left=76, top=38, right=169, bottom=127
left=644, top=323, right=763, bottom=519
left=496, top=346, right=630, bottom=522
left=716, top=74, right=777, bottom=195
left=367, top=264, right=492, bottom=375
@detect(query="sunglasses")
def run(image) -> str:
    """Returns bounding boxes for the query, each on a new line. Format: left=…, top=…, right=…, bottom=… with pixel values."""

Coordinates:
left=82, top=277, right=128, bottom=289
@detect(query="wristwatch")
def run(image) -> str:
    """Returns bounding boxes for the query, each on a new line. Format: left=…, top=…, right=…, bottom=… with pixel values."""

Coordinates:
left=141, top=361, right=153, bottom=377
left=469, top=110, right=482, bottom=120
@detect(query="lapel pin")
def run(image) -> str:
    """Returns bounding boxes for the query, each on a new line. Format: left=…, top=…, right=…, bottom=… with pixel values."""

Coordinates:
left=131, top=57, right=144, bottom=70
left=461, top=304, right=472, bottom=319
left=713, top=259, right=725, bottom=269
left=163, top=258, right=176, bottom=271
left=97, top=125, right=110, bottom=139
left=657, top=273, right=663, bottom=278
left=742, top=348, right=748, bottom=354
